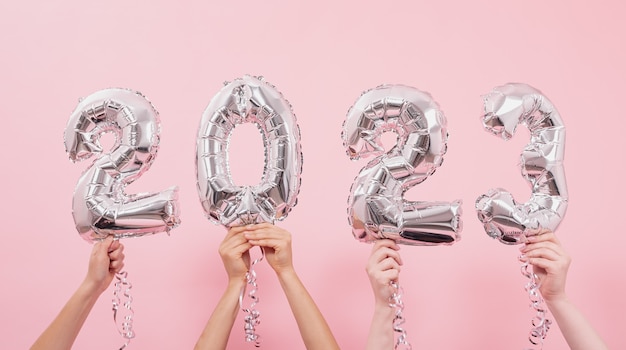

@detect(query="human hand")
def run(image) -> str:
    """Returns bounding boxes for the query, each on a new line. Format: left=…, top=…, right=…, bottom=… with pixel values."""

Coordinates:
left=219, top=226, right=253, bottom=283
left=85, top=236, right=125, bottom=295
left=366, top=239, right=403, bottom=305
left=519, top=231, right=571, bottom=303
left=244, top=223, right=294, bottom=275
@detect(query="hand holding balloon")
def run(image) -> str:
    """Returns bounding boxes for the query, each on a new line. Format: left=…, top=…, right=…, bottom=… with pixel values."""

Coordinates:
left=365, top=239, right=410, bottom=350
left=219, top=226, right=253, bottom=283
left=519, top=231, right=570, bottom=303
left=519, top=231, right=609, bottom=350
left=366, top=239, right=403, bottom=304
left=244, top=223, right=294, bottom=276
left=85, top=236, right=126, bottom=295
left=30, top=237, right=127, bottom=350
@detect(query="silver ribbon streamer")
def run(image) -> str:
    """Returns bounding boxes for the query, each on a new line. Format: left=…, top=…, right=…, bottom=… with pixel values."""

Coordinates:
left=239, top=247, right=265, bottom=347
left=112, top=270, right=135, bottom=350
left=389, top=281, right=412, bottom=350
left=520, top=261, right=552, bottom=349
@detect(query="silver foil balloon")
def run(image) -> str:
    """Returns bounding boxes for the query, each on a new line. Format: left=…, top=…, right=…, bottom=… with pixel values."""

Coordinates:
left=64, top=88, right=181, bottom=243
left=196, top=75, right=303, bottom=227
left=343, top=85, right=462, bottom=246
left=475, top=83, right=568, bottom=244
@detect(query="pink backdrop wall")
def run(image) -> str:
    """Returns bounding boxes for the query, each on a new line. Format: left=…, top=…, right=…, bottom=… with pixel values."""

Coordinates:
left=2, top=0, right=624, bottom=349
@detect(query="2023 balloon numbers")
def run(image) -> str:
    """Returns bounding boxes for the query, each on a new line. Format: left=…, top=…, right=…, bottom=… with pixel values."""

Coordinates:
left=64, top=81, right=567, bottom=247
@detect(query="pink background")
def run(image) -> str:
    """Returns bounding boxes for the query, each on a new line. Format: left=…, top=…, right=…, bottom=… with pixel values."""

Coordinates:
left=1, top=0, right=624, bottom=349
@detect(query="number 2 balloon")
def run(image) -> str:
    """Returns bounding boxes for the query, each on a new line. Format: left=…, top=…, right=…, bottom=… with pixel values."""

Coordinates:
left=342, top=84, right=462, bottom=246
left=64, top=88, right=181, bottom=243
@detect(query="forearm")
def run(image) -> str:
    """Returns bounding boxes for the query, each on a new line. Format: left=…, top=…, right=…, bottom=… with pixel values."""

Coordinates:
left=277, top=269, right=340, bottom=350
left=366, top=301, right=395, bottom=350
left=31, top=280, right=101, bottom=350
left=194, top=279, right=245, bottom=350
left=547, top=297, right=608, bottom=350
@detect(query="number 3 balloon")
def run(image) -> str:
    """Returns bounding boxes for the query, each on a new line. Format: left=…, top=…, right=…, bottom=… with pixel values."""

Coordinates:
left=342, top=84, right=462, bottom=246
left=196, top=75, right=303, bottom=227
left=64, top=88, right=181, bottom=243
left=475, top=83, right=568, bottom=244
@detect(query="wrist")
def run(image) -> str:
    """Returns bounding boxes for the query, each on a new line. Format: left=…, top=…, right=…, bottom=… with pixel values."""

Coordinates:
left=542, top=288, right=568, bottom=303
left=370, top=283, right=394, bottom=305
left=545, top=293, right=570, bottom=308
left=374, top=294, right=392, bottom=306
left=275, top=266, right=297, bottom=280
left=372, top=300, right=395, bottom=319
left=227, top=275, right=247, bottom=289
left=78, top=278, right=106, bottom=302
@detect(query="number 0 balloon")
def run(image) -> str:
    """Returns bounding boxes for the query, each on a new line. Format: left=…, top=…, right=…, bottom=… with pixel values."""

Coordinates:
left=475, top=83, right=568, bottom=244
left=196, top=75, right=303, bottom=227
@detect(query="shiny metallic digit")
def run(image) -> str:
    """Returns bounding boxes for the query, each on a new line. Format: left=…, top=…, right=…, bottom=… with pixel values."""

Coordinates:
left=196, top=75, right=303, bottom=227
left=475, top=83, right=568, bottom=244
left=64, top=88, right=180, bottom=243
left=343, top=85, right=462, bottom=246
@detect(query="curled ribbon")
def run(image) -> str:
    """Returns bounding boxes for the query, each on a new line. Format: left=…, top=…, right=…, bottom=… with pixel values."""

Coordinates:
left=389, top=281, right=412, bottom=350
left=520, top=261, right=552, bottom=349
left=239, top=246, right=265, bottom=347
left=112, top=270, right=135, bottom=350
